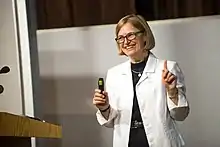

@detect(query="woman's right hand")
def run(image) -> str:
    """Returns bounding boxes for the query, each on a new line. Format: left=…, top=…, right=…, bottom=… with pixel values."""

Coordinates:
left=93, top=89, right=109, bottom=111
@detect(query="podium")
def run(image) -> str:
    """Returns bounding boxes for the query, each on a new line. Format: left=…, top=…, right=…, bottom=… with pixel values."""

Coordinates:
left=0, top=112, right=62, bottom=147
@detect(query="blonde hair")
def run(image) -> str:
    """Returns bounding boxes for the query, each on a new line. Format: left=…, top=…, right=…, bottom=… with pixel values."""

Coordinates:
left=115, top=14, right=155, bottom=55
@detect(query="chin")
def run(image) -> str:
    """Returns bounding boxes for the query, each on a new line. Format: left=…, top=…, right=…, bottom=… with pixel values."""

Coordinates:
left=124, top=50, right=137, bottom=57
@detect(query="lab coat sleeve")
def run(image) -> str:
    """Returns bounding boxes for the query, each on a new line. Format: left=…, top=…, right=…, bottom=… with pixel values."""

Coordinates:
left=167, top=62, right=190, bottom=121
left=96, top=70, right=119, bottom=128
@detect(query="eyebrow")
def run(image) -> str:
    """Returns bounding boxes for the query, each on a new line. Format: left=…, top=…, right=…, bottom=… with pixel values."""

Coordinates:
left=118, top=31, right=139, bottom=36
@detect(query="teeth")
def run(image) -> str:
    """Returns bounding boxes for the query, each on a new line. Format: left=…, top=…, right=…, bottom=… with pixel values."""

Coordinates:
left=126, top=46, right=133, bottom=49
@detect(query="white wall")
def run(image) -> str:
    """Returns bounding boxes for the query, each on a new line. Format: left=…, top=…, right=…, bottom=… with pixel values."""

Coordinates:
left=0, top=0, right=23, bottom=114
left=36, top=15, right=220, bottom=147
left=0, top=0, right=35, bottom=117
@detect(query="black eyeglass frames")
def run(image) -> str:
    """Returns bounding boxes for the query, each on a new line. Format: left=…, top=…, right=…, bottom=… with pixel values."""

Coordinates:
left=115, top=30, right=144, bottom=44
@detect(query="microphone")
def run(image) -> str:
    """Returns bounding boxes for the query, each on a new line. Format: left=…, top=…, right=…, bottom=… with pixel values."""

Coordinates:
left=0, top=66, right=10, bottom=74
left=98, top=78, right=104, bottom=92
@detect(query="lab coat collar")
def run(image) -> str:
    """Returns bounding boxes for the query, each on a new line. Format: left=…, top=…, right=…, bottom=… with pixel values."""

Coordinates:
left=121, top=52, right=157, bottom=75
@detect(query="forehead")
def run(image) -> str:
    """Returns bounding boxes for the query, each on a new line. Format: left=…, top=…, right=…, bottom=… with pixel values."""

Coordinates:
left=118, top=23, right=139, bottom=36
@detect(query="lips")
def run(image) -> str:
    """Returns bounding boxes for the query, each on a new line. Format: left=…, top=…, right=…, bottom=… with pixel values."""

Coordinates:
left=125, top=45, right=135, bottom=50
left=126, top=46, right=133, bottom=49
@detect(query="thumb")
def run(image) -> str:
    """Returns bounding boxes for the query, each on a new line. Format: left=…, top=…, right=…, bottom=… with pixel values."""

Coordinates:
left=102, top=91, right=108, bottom=96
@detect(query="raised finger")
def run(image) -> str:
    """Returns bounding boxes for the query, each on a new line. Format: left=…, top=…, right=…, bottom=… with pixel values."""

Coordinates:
left=163, top=69, right=169, bottom=79
left=164, top=60, right=168, bottom=70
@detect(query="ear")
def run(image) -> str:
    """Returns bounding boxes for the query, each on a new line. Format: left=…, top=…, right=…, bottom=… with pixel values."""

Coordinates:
left=143, top=36, right=149, bottom=50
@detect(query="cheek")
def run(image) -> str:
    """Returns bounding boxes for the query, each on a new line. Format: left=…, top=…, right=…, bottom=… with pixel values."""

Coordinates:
left=119, top=44, right=124, bottom=50
left=136, top=40, right=145, bottom=48
left=135, top=41, right=141, bottom=49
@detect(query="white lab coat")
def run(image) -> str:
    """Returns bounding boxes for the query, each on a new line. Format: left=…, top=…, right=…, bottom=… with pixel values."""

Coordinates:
left=96, top=53, right=189, bottom=147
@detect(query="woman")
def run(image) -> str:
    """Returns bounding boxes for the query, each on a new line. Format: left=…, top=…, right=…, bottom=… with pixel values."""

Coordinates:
left=93, top=14, right=189, bottom=147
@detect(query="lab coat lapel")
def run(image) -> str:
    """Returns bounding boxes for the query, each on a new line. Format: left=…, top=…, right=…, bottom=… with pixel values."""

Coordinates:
left=119, top=53, right=157, bottom=99
left=120, top=61, right=134, bottom=102
left=137, top=53, right=157, bottom=86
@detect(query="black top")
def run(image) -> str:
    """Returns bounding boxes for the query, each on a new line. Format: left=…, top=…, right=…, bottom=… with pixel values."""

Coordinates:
left=128, top=58, right=149, bottom=147
left=130, top=59, right=147, bottom=122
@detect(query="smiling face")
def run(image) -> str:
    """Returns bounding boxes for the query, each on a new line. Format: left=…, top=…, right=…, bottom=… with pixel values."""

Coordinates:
left=116, top=23, right=146, bottom=60
left=115, top=14, right=155, bottom=61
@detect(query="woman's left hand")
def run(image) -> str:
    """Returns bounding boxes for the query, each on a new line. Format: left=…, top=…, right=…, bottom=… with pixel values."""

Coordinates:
left=162, top=60, right=177, bottom=91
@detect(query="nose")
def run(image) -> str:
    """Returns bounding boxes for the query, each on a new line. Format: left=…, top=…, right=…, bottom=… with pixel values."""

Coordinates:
left=123, top=38, right=130, bottom=46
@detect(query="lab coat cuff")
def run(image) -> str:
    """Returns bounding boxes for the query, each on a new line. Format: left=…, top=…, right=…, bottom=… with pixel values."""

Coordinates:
left=96, top=106, right=117, bottom=126
left=167, top=92, right=188, bottom=110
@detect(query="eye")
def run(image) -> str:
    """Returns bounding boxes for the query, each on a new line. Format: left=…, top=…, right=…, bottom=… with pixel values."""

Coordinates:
left=115, top=35, right=125, bottom=43
left=127, top=33, right=135, bottom=39
left=127, top=33, right=133, bottom=37
left=117, top=36, right=123, bottom=40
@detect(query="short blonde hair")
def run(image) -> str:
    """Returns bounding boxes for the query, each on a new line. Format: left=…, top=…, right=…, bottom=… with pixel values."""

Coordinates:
left=115, top=14, right=155, bottom=55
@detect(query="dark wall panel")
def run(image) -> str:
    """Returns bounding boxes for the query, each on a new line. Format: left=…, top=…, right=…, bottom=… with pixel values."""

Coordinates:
left=36, top=0, right=220, bottom=29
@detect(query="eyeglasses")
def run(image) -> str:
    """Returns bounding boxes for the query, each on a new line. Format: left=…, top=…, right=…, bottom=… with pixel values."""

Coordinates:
left=115, top=31, right=144, bottom=44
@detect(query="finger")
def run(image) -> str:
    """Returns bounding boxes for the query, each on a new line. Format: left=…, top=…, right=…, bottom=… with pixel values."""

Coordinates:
left=162, top=70, right=169, bottom=79
left=94, top=92, right=105, bottom=98
left=95, top=89, right=101, bottom=93
left=102, top=91, right=108, bottom=96
left=93, top=100, right=106, bottom=105
left=94, top=97, right=106, bottom=101
left=165, top=72, right=173, bottom=80
left=93, top=97, right=106, bottom=102
left=167, top=72, right=172, bottom=77
left=163, top=60, right=168, bottom=70
left=167, top=75, right=176, bottom=83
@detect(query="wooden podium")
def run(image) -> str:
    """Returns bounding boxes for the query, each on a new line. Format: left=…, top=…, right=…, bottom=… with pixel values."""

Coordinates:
left=0, top=112, right=62, bottom=147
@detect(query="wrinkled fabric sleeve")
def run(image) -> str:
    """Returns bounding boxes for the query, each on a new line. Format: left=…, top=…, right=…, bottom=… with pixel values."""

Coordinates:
left=167, top=62, right=190, bottom=121
left=96, top=70, right=119, bottom=128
